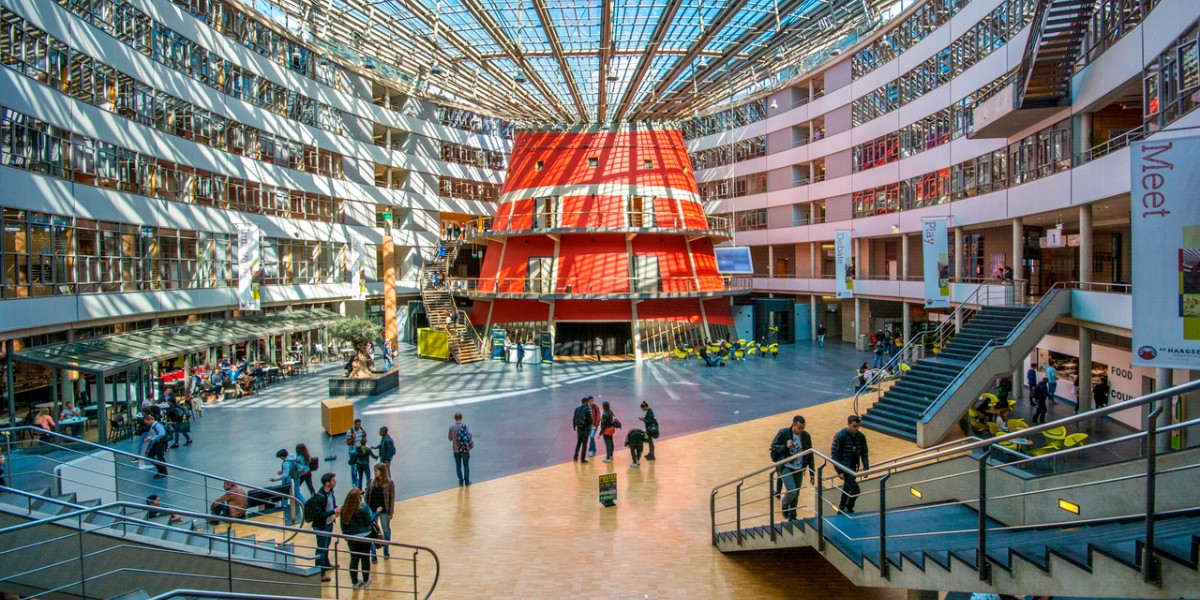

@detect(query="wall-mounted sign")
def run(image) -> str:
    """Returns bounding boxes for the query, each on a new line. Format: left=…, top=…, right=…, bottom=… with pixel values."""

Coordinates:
left=834, top=231, right=854, bottom=299
left=922, top=218, right=950, bottom=309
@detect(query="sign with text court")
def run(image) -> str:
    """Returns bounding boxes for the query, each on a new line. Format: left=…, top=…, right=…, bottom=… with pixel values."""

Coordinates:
left=922, top=218, right=950, bottom=308
left=1131, top=136, right=1200, bottom=368
left=834, top=230, right=854, bottom=299
left=235, top=223, right=261, bottom=311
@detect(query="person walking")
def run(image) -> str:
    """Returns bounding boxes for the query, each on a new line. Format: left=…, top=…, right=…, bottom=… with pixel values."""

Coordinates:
left=142, top=414, right=169, bottom=479
left=1026, top=365, right=1037, bottom=395
left=1093, top=374, right=1110, bottom=410
left=448, top=412, right=471, bottom=486
left=770, top=415, right=815, bottom=521
left=515, top=338, right=525, bottom=370
left=1045, top=364, right=1058, bottom=404
left=816, top=324, right=826, bottom=348
left=872, top=340, right=884, bottom=368
left=1031, top=377, right=1050, bottom=424
left=639, top=401, right=658, bottom=461
left=367, top=463, right=395, bottom=563
left=339, top=488, right=375, bottom=588
left=168, top=398, right=193, bottom=448
left=351, top=438, right=377, bottom=491
left=271, top=448, right=308, bottom=525
left=600, top=401, right=619, bottom=463
left=593, top=336, right=603, bottom=362
left=307, top=473, right=340, bottom=582
left=587, top=396, right=600, bottom=458
left=572, top=397, right=593, bottom=463
left=296, top=443, right=318, bottom=496
left=830, top=415, right=869, bottom=514
left=374, top=426, right=396, bottom=473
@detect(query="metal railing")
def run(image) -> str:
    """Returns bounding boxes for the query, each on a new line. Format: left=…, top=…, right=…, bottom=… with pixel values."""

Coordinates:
left=713, top=377, right=1200, bottom=588
left=449, top=275, right=753, bottom=296
left=1074, top=124, right=1148, bottom=166
left=0, top=488, right=440, bottom=599
left=463, top=212, right=733, bottom=239
left=1, top=427, right=303, bottom=543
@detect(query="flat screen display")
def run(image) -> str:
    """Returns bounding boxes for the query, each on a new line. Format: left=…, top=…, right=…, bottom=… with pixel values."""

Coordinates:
left=714, top=247, right=753, bottom=274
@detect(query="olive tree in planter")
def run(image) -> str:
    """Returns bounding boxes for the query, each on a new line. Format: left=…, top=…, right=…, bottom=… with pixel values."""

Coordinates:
left=329, top=316, right=379, bottom=379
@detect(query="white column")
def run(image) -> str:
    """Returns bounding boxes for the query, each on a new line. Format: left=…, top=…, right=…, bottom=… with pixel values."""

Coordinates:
left=810, top=296, right=819, bottom=341
left=902, top=301, right=911, bottom=344
left=1079, top=204, right=1093, bottom=284
left=768, top=245, right=775, bottom=278
left=854, top=297, right=862, bottom=342
left=631, top=301, right=643, bottom=362
left=811, top=241, right=819, bottom=277
left=1012, top=217, right=1024, bottom=295
left=900, top=233, right=909, bottom=280
left=954, top=226, right=964, bottom=280
left=1078, top=326, right=1092, bottom=413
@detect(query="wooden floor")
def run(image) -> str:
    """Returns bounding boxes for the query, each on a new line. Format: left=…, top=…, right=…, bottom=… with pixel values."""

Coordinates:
left=224, top=389, right=923, bottom=598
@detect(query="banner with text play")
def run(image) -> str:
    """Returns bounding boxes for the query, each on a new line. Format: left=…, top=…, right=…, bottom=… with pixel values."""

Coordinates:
left=1131, top=136, right=1200, bottom=368
left=235, top=223, right=261, bottom=311
left=922, top=218, right=950, bottom=308
left=834, top=230, right=854, bottom=299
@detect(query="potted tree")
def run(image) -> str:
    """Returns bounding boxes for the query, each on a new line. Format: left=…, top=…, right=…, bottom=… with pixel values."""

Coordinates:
left=327, top=317, right=398, bottom=395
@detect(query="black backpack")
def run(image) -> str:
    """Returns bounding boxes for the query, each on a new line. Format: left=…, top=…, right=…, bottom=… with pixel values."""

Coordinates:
left=572, top=406, right=589, bottom=430
left=303, top=492, right=324, bottom=524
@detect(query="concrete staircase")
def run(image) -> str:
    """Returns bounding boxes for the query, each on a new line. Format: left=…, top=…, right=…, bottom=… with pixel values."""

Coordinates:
left=861, top=305, right=1033, bottom=442
left=420, top=240, right=485, bottom=363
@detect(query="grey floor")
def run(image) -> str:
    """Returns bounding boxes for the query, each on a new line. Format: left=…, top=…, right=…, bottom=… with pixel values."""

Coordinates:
left=89, top=339, right=867, bottom=506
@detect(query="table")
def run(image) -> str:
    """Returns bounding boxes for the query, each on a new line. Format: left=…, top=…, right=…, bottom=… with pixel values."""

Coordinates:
left=1010, top=437, right=1033, bottom=448
left=34, top=401, right=54, bottom=410
left=59, top=416, right=86, bottom=435
left=283, top=360, right=301, bottom=376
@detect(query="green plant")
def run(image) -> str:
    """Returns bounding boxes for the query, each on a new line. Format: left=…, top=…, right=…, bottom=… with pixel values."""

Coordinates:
left=329, top=316, right=380, bottom=379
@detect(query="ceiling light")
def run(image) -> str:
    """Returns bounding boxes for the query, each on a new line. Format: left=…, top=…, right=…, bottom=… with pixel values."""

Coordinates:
left=430, top=64, right=444, bottom=76
left=513, top=70, right=527, bottom=84
left=606, top=74, right=619, bottom=82
left=769, top=99, right=778, bottom=109
left=363, top=57, right=376, bottom=70
left=698, top=58, right=709, bottom=71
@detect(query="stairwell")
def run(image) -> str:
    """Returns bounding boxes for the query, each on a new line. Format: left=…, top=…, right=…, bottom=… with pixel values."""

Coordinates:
left=420, top=240, right=485, bottom=364
left=1016, top=0, right=1097, bottom=110
left=862, top=305, right=1034, bottom=442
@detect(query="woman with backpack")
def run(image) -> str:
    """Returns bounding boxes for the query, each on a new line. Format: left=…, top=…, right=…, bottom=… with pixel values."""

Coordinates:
left=295, top=443, right=317, bottom=496
left=339, top=488, right=375, bottom=588
left=367, top=463, right=395, bottom=562
left=600, top=401, right=619, bottom=463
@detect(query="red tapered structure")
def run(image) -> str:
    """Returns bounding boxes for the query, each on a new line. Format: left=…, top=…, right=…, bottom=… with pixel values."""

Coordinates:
left=461, top=126, right=747, bottom=358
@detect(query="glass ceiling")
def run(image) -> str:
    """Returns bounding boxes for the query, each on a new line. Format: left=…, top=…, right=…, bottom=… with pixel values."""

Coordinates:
left=14, top=309, right=342, bottom=376
left=255, top=0, right=915, bottom=123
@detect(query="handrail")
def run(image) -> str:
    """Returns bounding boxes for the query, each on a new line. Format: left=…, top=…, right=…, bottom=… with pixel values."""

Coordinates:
left=148, top=591, right=315, bottom=600
left=0, top=487, right=442, bottom=599
left=464, top=212, right=732, bottom=237
left=448, top=275, right=753, bottom=296
left=0, top=426, right=303, bottom=543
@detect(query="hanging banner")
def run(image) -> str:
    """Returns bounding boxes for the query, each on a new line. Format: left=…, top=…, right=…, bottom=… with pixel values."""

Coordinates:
left=235, top=223, right=262, bottom=311
left=350, top=236, right=367, bottom=301
left=922, top=218, right=950, bottom=308
left=1131, top=136, right=1200, bottom=369
left=834, top=230, right=854, bottom=299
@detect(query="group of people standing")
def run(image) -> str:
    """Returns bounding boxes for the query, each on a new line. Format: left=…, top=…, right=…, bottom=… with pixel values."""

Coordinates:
left=770, top=414, right=870, bottom=518
left=572, top=397, right=659, bottom=467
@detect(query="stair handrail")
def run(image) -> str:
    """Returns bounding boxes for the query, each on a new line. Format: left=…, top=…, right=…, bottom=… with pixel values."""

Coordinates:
left=853, top=280, right=997, bottom=415
left=456, top=307, right=487, bottom=356
left=917, top=285, right=1067, bottom=422
left=147, top=591, right=314, bottom=600
left=1014, top=0, right=1054, bottom=107
left=0, top=487, right=441, bottom=599
left=0, top=426, right=303, bottom=543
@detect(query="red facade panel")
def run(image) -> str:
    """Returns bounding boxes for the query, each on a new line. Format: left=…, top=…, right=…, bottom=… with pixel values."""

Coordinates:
left=636, top=299, right=704, bottom=322
left=501, top=131, right=698, bottom=195
left=553, top=300, right=633, bottom=322
left=703, top=298, right=735, bottom=325
left=556, top=234, right=629, bottom=294
left=485, top=299, right=551, bottom=324
left=630, top=236, right=695, bottom=293
left=494, top=236, right=556, bottom=294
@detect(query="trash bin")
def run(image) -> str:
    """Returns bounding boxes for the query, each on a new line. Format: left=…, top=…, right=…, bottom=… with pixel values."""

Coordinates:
left=856, top=334, right=869, bottom=352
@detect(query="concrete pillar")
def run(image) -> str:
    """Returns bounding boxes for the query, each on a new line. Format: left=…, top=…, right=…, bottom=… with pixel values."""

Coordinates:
left=902, top=300, right=911, bottom=344
left=954, top=226, right=964, bottom=279
left=768, top=245, right=775, bottom=278
left=1013, top=367, right=1024, bottom=400
left=1078, top=326, right=1092, bottom=413
left=383, top=235, right=398, bottom=353
left=1074, top=111, right=1093, bottom=158
left=854, top=297, right=862, bottom=341
left=900, top=233, right=909, bottom=279
left=631, top=301, right=643, bottom=361
left=1156, top=368, right=1173, bottom=453
left=856, top=237, right=866, bottom=278
left=811, top=241, right=820, bottom=277
left=1012, top=217, right=1024, bottom=291
left=810, top=296, right=819, bottom=341
left=1079, top=204, right=1093, bottom=284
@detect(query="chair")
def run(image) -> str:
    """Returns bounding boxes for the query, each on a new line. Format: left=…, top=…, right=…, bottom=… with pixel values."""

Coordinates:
left=1062, top=433, right=1088, bottom=449
left=1006, top=418, right=1029, bottom=431
left=768, top=343, right=779, bottom=357
left=733, top=348, right=745, bottom=360
left=747, top=346, right=759, bottom=356
left=673, top=348, right=688, bottom=360
left=967, top=408, right=988, bottom=433
left=1042, top=426, right=1067, bottom=445
left=1029, top=445, right=1057, bottom=456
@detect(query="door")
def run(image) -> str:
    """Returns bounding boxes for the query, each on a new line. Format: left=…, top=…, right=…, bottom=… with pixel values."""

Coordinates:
left=535, top=197, right=557, bottom=229
left=527, top=257, right=553, bottom=293
left=633, top=255, right=660, bottom=293
left=629, top=197, right=655, bottom=228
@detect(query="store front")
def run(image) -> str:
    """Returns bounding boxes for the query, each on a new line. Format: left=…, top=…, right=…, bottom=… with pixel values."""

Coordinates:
left=1029, top=335, right=1162, bottom=430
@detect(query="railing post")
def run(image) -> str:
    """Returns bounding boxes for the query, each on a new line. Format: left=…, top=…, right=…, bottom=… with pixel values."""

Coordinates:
left=710, top=490, right=717, bottom=545
left=227, top=526, right=234, bottom=592
left=977, top=448, right=992, bottom=584
left=735, top=483, right=743, bottom=546
left=1143, top=405, right=1163, bottom=586
left=77, top=514, right=87, bottom=599
left=816, top=464, right=826, bottom=552
left=768, top=469, right=776, bottom=542
left=878, top=473, right=891, bottom=580
left=411, top=548, right=419, bottom=599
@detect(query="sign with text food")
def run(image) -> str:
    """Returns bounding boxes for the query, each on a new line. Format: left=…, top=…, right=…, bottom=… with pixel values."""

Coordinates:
left=1131, top=136, right=1200, bottom=368
left=834, top=230, right=854, bottom=299
left=922, top=218, right=950, bottom=308
left=235, top=223, right=262, bottom=311
left=599, top=473, right=617, bottom=507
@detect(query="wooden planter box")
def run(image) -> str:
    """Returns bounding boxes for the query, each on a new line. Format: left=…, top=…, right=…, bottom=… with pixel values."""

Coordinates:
left=327, top=369, right=399, bottom=397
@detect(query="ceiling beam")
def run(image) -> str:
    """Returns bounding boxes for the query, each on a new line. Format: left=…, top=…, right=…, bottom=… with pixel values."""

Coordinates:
left=598, top=0, right=614, bottom=122
left=610, top=0, right=684, bottom=122
left=530, top=0, right=588, bottom=120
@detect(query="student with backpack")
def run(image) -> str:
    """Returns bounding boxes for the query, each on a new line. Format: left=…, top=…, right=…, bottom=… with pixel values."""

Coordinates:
left=448, top=412, right=473, bottom=486
left=571, top=398, right=593, bottom=464
left=271, top=448, right=308, bottom=525
left=302, top=472, right=340, bottom=582
left=295, top=443, right=318, bottom=496
left=639, top=401, right=658, bottom=461
left=168, top=398, right=193, bottom=448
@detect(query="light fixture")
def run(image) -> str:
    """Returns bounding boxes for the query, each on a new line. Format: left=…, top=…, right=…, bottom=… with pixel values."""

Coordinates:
left=363, top=56, right=376, bottom=70
left=1058, top=498, right=1080, bottom=514
left=697, top=58, right=709, bottom=71
left=769, top=99, right=778, bottom=109
left=430, top=63, right=444, bottom=76
left=606, top=73, right=619, bottom=82
left=513, top=70, right=527, bottom=84
left=909, top=487, right=922, bottom=499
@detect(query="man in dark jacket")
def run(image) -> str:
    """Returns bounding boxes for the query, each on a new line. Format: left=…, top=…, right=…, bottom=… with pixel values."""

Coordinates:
left=309, top=473, right=341, bottom=582
left=830, top=415, right=869, bottom=514
left=770, top=415, right=815, bottom=520
left=375, top=426, right=396, bottom=471
left=572, top=397, right=592, bottom=463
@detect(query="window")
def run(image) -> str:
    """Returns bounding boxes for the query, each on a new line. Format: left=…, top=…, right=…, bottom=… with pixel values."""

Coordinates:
left=588, top=157, right=598, bottom=168
left=536, top=160, right=544, bottom=171
left=643, top=160, right=653, bottom=170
